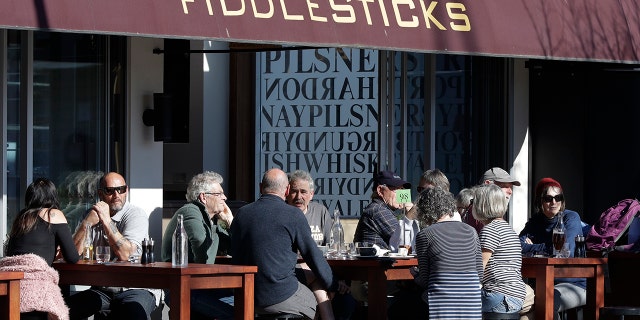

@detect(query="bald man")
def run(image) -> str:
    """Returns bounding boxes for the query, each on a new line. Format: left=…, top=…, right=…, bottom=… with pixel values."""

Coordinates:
left=231, top=168, right=338, bottom=319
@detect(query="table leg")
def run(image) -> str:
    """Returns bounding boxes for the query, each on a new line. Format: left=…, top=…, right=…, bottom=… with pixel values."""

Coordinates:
left=0, top=280, right=20, bottom=320
left=169, top=275, right=191, bottom=320
left=585, top=265, right=604, bottom=319
left=367, top=269, right=388, bottom=320
left=235, top=273, right=255, bottom=320
left=533, top=265, right=555, bottom=320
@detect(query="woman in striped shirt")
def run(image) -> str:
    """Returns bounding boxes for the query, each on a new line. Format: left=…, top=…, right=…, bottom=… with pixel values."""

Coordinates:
left=412, top=186, right=483, bottom=319
left=473, top=184, right=526, bottom=313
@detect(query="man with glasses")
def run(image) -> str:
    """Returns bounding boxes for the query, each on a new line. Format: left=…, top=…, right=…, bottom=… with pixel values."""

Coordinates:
left=160, top=171, right=235, bottom=319
left=353, top=170, right=411, bottom=251
left=67, top=172, right=162, bottom=320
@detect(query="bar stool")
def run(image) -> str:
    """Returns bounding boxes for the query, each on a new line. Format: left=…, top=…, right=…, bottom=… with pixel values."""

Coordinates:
left=600, top=306, right=640, bottom=320
left=255, top=312, right=304, bottom=319
left=482, top=311, right=521, bottom=320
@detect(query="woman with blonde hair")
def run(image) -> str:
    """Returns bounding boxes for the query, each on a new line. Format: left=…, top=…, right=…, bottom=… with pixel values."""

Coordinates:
left=473, top=184, right=526, bottom=314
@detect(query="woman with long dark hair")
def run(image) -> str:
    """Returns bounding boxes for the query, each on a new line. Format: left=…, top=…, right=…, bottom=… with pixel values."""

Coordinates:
left=6, top=177, right=79, bottom=265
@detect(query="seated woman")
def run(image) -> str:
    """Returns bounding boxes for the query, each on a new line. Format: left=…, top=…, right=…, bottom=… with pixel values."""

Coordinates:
left=519, top=177, right=586, bottom=319
left=412, top=186, right=483, bottom=319
left=472, top=184, right=526, bottom=314
left=3, top=177, right=80, bottom=320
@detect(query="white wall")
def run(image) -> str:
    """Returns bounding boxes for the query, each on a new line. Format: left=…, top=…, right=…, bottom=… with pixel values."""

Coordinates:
left=127, top=37, right=164, bottom=244
left=510, top=58, right=530, bottom=234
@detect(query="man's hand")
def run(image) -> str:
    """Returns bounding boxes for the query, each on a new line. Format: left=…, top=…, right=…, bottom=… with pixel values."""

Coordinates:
left=216, top=202, right=234, bottom=228
left=92, top=201, right=113, bottom=225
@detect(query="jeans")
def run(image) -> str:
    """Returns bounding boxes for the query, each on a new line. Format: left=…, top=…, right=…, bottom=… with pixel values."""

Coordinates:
left=66, top=288, right=157, bottom=320
left=165, top=288, right=235, bottom=320
left=554, top=282, right=586, bottom=320
left=481, top=290, right=524, bottom=313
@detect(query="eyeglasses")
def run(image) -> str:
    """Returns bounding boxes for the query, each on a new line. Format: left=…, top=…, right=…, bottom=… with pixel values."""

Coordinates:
left=542, top=194, right=564, bottom=203
left=100, top=185, right=127, bottom=195
left=204, top=192, right=224, bottom=198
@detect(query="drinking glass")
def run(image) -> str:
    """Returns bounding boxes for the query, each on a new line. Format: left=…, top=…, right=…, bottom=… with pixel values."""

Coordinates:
left=552, top=230, right=566, bottom=257
left=95, top=246, right=111, bottom=264
left=342, top=242, right=354, bottom=259
left=558, top=242, right=571, bottom=258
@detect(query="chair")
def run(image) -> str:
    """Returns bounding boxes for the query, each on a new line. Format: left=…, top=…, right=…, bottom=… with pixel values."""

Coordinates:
left=482, top=311, right=520, bottom=320
left=600, top=306, right=640, bottom=320
left=255, top=313, right=304, bottom=319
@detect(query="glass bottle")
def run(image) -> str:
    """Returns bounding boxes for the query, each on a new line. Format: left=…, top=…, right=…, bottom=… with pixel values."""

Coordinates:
left=172, top=214, right=188, bottom=267
left=82, top=224, right=94, bottom=261
left=552, top=211, right=566, bottom=257
left=330, top=209, right=344, bottom=258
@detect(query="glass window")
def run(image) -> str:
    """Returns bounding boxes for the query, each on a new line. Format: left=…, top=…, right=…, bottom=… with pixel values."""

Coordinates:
left=5, top=32, right=110, bottom=234
left=393, top=54, right=472, bottom=197
left=6, top=30, right=21, bottom=228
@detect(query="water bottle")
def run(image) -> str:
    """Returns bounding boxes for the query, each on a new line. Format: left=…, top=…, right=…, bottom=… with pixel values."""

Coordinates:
left=330, top=209, right=344, bottom=258
left=172, top=214, right=188, bottom=267
left=552, top=211, right=566, bottom=256
left=82, top=224, right=94, bottom=261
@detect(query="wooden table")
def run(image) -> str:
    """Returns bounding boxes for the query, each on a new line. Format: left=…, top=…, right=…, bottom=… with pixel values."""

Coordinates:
left=53, top=261, right=257, bottom=320
left=327, top=257, right=417, bottom=320
left=521, top=257, right=607, bottom=320
left=0, top=271, right=23, bottom=320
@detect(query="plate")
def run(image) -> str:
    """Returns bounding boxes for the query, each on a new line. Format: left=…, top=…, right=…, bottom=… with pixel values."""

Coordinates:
left=386, top=253, right=414, bottom=259
left=354, top=255, right=379, bottom=259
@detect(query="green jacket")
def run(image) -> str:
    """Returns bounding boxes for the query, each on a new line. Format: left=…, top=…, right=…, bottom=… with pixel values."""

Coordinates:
left=161, top=201, right=230, bottom=264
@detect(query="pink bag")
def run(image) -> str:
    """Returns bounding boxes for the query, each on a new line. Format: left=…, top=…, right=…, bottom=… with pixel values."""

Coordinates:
left=586, top=199, right=640, bottom=253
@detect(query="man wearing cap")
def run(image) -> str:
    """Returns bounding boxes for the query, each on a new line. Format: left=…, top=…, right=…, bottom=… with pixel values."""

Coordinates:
left=353, top=170, right=411, bottom=251
left=463, top=167, right=521, bottom=234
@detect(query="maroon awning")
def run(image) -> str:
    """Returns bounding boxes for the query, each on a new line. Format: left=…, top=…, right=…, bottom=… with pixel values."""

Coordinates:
left=2, top=0, right=639, bottom=63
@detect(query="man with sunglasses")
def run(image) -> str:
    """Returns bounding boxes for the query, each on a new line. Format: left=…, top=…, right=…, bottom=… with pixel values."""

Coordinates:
left=67, top=172, right=161, bottom=320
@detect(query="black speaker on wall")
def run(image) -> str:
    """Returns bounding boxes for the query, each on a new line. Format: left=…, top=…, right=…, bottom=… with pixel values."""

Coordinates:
left=152, top=93, right=188, bottom=143
left=153, top=39, right=190, bottom=143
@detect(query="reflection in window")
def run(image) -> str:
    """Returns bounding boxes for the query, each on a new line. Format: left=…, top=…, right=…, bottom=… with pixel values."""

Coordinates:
left=393, top=54, right=471, bottom=196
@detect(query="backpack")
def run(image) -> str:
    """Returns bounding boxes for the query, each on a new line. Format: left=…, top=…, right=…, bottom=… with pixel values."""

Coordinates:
left=586, top=198, right=640, bottom=253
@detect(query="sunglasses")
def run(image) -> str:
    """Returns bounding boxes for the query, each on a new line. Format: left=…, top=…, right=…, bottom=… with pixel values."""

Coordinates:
left=100, top=185, right=128, bottom=195
left=542, top=194, right=564, bottom=203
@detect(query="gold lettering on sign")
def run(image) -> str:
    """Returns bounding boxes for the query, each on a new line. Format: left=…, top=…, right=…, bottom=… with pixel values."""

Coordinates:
left=329, top=0, right=356, bottom=23
left=182, top=0, right=193, bottom=14
left=179, top=0, right=471, bottom=33
left=221, top=0, right=245, bottom=16
left=252, top=0, right=275, bottom=18
left=307, top=0, right=328, bottom=22
left=392, top=0, right=418, bottom=28
left=329, top=0, right=355, bottom=23
left=358, top=0, right=375, bottom=25
left=419, top=0, right=446, bottom=30
left=446, top=3, right=470, bottom=31
left=182, top=0, right=214, bottom=15
left=281, top=0, right=304, bottom=20
left=376, top=0, right=391, bottom=27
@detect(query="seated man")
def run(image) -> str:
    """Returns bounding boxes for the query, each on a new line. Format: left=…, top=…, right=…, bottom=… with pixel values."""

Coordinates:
left=287, top=169, right=356, bottom=320
left=231, top=168, right=339, bottom=319
left=353, top=170, right=411, bottom=251
left=161, top=171, right=235, bottom=319
left=66, top=172, right=162, bottom=320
